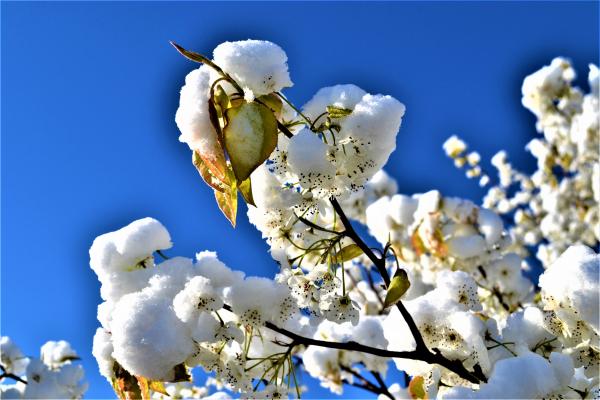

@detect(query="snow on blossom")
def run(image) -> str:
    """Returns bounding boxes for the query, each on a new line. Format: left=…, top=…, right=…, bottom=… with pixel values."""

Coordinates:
left=212, top=40, right=292, bottom=97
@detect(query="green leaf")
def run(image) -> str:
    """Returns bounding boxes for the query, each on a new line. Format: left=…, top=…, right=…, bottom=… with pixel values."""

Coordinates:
left=326, top=105, right=353, bottom=118
left=336, top=244, right=364, bottom=263
left=257, top=93, right=283, bottom=117
left=224, top=102, right=278, bottom=182
left=384, top=269, right=411, bottom=308
left=214, top=85, right=230, bottom=114
left=408, top=376, right=428, bottom=399
left=238, top=177, right=255, bottom=206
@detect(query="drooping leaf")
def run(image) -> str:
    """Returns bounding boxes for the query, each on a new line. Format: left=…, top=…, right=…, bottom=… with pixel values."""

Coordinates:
left=135, top=376, right=151, bottom=400
left=384, top=269, right=411, bottom=308
left=224, top=102, right=278, bottom=182
left=326, top=105, right=353, bottom=118
left=148, top=381, right=169, bottom=396
left=238, top=177, right=255, bottom=206
left=408, top=376, right=428, bottom=399
left=135, top=376, right=169, bottom=399
left=193, top=151, right=226, bottom=193
left=111, top=363, right=141, bottom=400
left=215, top=174, right=238, bottom=227
left=336, top=244, right=364, bottom=263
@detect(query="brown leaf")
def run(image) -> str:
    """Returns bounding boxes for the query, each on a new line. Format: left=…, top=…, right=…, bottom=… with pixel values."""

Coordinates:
left=215, top=175, right=238, bottom=227
left=148, top=381, right=169, bottom=396
left=136, top=376, right=151, bottom=400
left=411, top=229, right=426, bottom=257
left=193, top=151, right=232, bottom=192
left=111, top=363, right=141, bottom=400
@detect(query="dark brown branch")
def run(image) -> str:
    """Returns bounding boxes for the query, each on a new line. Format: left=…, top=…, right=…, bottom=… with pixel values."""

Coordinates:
left=330, top=197, right=426, bottom=349
left=340, top=365, right=393, bottom=399
left=329, top=197, right=486, bottom=385
left=0, top=365, right=27, bottom=385
left=371, top=370, right=393, bottom=400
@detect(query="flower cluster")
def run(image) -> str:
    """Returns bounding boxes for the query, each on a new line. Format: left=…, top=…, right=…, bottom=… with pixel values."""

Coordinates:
left=0, top=337, right=87, bottom=399
left=444, top=58, right=599, bottom=267
left=365, top=188, right=533, bottom=315
left=90, top=218, right=305, bottom=398
left=88, top=42, right=600, bottom=400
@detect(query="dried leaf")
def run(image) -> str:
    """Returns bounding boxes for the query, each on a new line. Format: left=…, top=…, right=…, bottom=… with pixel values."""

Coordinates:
left=411, top=229, right=426, bottom=257
left=224, top=102, right=278, bottom=182
left=215, top=176, right=238, bottom=227
left=408, top=376, right=428, bottom=399
left=384, top=269, right=411, bottom=308
left=336, top=244, right=364, bottom=263
left=136, top=376, right=151, bottom=400
left=149, top=381, right=168, bottom=395
left=193, top=151, right=226, bottom=192
left=111, top=363, right=141, bottom=400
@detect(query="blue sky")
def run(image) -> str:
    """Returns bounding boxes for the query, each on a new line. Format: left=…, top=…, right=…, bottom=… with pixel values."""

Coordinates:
left=1, top=1, right=598, bottom=398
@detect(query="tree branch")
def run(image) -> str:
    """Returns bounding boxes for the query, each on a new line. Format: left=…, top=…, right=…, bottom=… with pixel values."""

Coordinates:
left=329, top=197, right=486, bottom=385
left=340, top=365, right=393, bottom=399
left=223, top=305, right=484, bottom=385
left=0, top=365, right=27, bottom=385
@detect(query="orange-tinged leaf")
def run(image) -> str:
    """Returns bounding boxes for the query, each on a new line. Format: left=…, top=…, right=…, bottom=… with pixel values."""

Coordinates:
left=148, top=381, right=169, bottom=395
left=408, top=376, right=428, bottom=399
left=136, top=376, right=151, bottom=400
left=430, top=227, right=448, bottom=258
left=411, top=229, right=426, bottom=257
left=193, top=151, right=227, bottom=193
left=111, top=363, right=141, bottom=400
left=215, top=176, right=238, bottom=227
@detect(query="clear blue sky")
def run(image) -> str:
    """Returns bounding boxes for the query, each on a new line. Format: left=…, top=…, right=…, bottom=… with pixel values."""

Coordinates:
left=1, top=1, right=597, bottom=398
